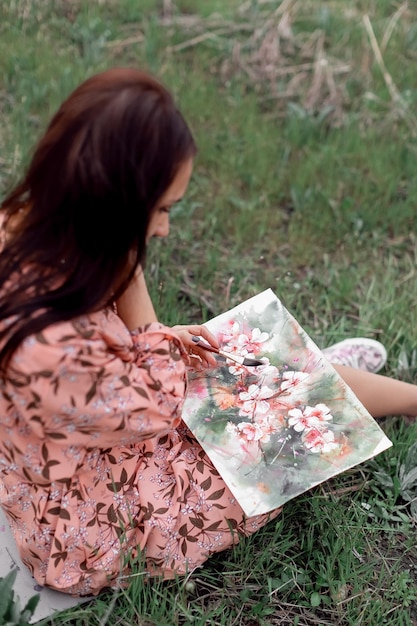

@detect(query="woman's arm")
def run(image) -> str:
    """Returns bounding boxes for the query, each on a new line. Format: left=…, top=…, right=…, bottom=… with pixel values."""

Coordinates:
left=8, top=314, right=188, bottom=455
left=115, top=267, right=219, bottom=367
left=115, top=268, right=158, bottom=330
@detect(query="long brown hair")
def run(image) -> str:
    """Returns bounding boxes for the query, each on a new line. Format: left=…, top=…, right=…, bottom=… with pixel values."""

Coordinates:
left=0, top=67, right=196, bottom=368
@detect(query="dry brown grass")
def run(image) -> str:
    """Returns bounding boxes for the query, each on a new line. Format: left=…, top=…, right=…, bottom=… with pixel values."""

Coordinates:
left=130, top=0, right=417, bottom=130
left=5, top=0, right=416, bottom=133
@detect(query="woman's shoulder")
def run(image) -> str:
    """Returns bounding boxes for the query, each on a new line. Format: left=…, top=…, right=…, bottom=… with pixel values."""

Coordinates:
left=10, top=308, right=186, bottom=385
left=23, top=308, right=179, bottom=356
left=30, top=307, right=131, bottom=350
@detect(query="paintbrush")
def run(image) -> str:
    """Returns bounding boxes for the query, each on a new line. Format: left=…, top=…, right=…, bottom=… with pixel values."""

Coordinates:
left=191, top=336, right=264, bottom=367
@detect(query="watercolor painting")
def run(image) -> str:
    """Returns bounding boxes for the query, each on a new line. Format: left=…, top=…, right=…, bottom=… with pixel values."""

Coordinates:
left=182, top=289, right=392, bottom=517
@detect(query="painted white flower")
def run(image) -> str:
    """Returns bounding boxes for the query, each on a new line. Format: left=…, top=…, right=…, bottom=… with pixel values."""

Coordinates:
left=238, top=383, right=274, bottom=416
left=219, top=322, right=241, bottom=345
left=255, top=363, right=279, bottom=387
left=280, top=370, right=310, bottom=392
left=236, top=422, right=266, bottom=442
left=228, top=360, right=248, bottom=376
left=287, top=407, right=321, bottom=432
left=255, top=415, right=282, bottom=438
left=301, top=427, right=339, bottom=454
left=237, top=327, right=269, bottom=352
left=287, top=403, right=333, bottom=432
left=252, top=327, right=269, bottom=342
left=303, top=403, right=333, bottom=422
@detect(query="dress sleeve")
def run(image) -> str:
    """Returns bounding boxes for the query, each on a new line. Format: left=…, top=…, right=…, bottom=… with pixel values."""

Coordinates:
left=6, top=312, right=187, bottom=450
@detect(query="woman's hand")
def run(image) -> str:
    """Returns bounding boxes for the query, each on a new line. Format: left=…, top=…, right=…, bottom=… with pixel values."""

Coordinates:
left=172, top=324, right=219, bottom=369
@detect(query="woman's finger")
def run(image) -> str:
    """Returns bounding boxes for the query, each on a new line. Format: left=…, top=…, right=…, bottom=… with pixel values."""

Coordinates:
left=191, top=347, right=217, bottom=368
left=172, top=324, right=219, bottom=367
left=172, top=324, right=219, bottom=349
left=196, top=326, right=219, bottom=349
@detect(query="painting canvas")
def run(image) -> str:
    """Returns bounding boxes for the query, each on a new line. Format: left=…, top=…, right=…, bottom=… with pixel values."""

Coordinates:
left=182, top=289, right=392, bottom=517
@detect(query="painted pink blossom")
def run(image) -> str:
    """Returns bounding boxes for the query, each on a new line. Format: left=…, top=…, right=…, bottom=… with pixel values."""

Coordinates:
left=287, top=408, right=321, bottom=432
left=303, top=403, right=332, bottom=422
left=301, top=427, right=339, bottom=454
left=287, top=403, right=333, bottom=432
left=226, top=418, right=279, bottom=446
left=280, top=370, right=310, bottom=392
left=236, top=422, right=269, bottom=443
left=228, top=361, right=247, bottom=376
left=236, top=327, right=269, bottom=353
left=254, top=362, right=279, bottom=387
left=238, top=384, right=275, bottom=416
left=218, top=321, right=240, bottom=345
left=255, top=416, right=283, bottom=438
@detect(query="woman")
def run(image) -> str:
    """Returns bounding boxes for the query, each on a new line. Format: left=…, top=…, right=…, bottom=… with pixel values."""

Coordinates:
left=0, top=68, right=416, bottom=596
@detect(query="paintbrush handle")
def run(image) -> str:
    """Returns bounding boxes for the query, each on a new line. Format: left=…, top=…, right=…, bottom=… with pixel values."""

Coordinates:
left=191, top=337, right=245, bottom=365
left=191, top=337, right=219, bottom=355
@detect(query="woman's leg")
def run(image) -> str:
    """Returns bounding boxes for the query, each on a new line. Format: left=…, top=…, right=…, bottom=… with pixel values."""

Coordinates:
left=333, top=364, right=417, bottom=418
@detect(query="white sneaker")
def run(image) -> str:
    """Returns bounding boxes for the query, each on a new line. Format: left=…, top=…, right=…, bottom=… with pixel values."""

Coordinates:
left=321, top=338, right=387, bottom=374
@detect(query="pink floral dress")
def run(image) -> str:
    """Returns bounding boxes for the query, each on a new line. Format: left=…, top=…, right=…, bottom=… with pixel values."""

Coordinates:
left=0, top=308, right=280, bottom=596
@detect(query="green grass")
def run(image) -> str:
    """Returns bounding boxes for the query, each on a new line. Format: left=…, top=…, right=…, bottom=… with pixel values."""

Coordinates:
left=1, top=0, right=417, bottom=624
